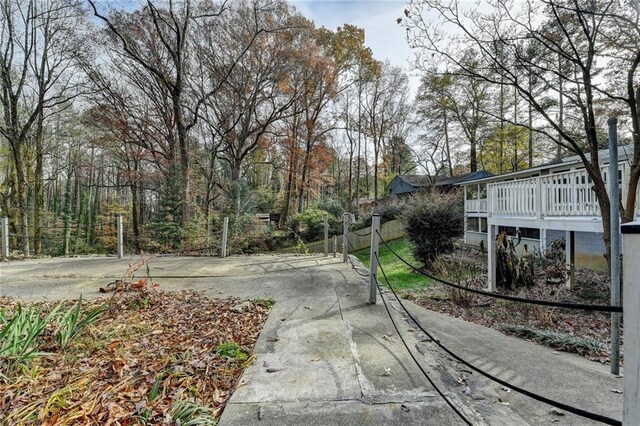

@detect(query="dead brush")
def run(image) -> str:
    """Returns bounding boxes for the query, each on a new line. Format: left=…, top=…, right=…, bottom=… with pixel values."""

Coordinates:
left=431, top=254, right=483, bottom=308
left=532, top=305, right=556, bottom=327
left=102, top=256, right=156, bottom=294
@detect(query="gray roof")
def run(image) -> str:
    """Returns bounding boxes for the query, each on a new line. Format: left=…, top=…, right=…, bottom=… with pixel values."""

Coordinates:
left=395, top=174, right=436, bottom=187
left=435, top=171, right=493, bottom=187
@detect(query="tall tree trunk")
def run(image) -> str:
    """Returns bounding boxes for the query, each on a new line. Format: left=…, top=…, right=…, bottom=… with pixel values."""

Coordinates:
left=62, top=162, right=73, bottom=256
left=470, top=137, right=478, bottom=172
left=528, top=73, right=534, bottom=168
left=373, top=138, right=379, bottom=203
left=12, top=144, right=30, bottom=256
left=297, top=141, right=311, bottom=214
left=444, top=109, right=453, bottom=176
left=34, top=124, right=44, bottom=256
left=282, top=146, right=296, bottom=224
left=131, top=160, right=140, bottom=252
left=557, top=53, right=564, bottom=160
left=499, top=77, right=505, bottom=174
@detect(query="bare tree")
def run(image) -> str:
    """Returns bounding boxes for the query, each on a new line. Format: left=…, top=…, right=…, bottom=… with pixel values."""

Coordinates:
left=362, top=62, right=410, bottom=202
left=0, top=0, right=87, bottom=255
left=403, top=0, right=640, bottom=265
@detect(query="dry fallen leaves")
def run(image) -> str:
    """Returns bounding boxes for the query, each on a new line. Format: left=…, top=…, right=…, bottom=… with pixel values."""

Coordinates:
left=0, top=290, right=271, bottom=425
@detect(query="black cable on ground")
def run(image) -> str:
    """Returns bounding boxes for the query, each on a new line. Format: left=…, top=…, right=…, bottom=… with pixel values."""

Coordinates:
left=375, top=253, right=622, bottom=426
left=375, top=231, right=622, bottom=313
left=375, top=259, right=473, bottom=426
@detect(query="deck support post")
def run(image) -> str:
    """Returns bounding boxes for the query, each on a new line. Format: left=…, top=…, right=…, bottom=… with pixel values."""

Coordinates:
left=487, top=223, right=497, bottom=291
left=369, top=214, right=381, bottom=304
left=539, top=228, right=547, bottom=253
left=621, top=222, right=640, bottom=424
left=565, top=231, right=575, bottom=289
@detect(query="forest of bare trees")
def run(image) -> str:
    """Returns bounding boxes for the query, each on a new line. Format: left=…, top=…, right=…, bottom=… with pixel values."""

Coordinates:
left=1, top=0, right=638, bottom=257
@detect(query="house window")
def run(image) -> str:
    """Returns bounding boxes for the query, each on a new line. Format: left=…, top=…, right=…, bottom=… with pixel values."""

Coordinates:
left=497, top=226, right=540, bottom=239
left=480, top=218, right=488, bottom=233
left=467, top=217, right=480, bottom=232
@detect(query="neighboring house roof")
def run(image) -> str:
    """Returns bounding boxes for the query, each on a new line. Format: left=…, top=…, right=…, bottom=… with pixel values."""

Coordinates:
left=395, top=174, right=435, bottom=188
left=386, top=174, right=436, bottom=193
left=435, top=171, right=493, bottom=187
left=461, top=145, right=634, bottom=186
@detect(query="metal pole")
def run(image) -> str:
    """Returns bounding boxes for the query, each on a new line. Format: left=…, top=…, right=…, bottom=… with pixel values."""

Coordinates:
left=369, top=214, right=381, bottom=304
left=323, top=213, right=329, bottom=257
left=609, top=117, right=621, bottom=375
left=342, top=213, right=349, bottom=263
left=1, top=217, right=9, bottom=258
left=221, top=216, right=229, bottom=258
left=621, top=222, right=640, bottom=424
left=116, top=215, right=124, bottom=259
left=565, top=230, right=575, bottom=289
left=333, top=235, right=337, bottom=258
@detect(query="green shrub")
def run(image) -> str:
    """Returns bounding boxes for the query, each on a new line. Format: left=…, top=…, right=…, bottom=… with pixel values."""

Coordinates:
left=402, top=192, right=463, bottom=267
left=315, top=198, right=345, bottom=219
left=291, top=209, right=328, bottom=242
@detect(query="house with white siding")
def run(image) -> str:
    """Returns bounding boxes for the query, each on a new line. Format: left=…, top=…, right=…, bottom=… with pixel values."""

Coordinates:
left=460, top=146, right=638, bottom=289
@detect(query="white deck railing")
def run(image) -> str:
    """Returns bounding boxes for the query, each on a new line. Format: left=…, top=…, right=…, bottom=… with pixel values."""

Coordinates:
left=465, top=198, right=487, bottom=213
left=470, top=164, right=635, bottom=218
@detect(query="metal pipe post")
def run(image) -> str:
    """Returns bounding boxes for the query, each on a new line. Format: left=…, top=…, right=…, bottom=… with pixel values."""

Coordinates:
left=342, top=213, right=349, bottom=263
left=116, top=215, right=124, bottom=259
left=221, top=216, right=229, bottom=258
left=369, top=214, right=381, bottom=304
left=1, top=217, right=8, bottom=258
left=323, top=213, right=329, bottom=257
left=609, top=117, right=621, bottom=375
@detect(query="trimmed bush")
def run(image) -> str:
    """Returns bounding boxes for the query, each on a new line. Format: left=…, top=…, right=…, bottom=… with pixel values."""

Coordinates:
left=402, top=192, right=463, bottom=267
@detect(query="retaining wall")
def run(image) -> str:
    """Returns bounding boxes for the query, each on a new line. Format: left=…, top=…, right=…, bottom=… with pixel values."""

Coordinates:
left=289, top=219, right=405, bottom=254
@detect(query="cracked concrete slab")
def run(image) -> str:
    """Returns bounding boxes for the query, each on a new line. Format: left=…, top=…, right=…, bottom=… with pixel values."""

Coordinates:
left=0, top=253, right=622, bottom=425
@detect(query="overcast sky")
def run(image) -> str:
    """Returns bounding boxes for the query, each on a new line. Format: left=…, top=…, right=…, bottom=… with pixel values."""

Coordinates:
left=290, top=0, right=419, bottom=95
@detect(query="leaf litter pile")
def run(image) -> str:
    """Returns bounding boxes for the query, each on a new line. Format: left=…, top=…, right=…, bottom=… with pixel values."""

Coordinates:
left=404, top=248, right=615, bottom=363
left=0, top=290, right=271, bottom=425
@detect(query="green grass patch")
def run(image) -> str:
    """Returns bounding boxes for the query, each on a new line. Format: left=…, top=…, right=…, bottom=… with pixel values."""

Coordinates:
left=353, top=237, right=431, bottom=292
left=254, top=297, right=275, bottom=309
left=216, top=342, right=248, bottom=361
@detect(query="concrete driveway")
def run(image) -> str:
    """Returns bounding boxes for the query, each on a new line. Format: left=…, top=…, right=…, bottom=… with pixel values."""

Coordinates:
left=0, top=254, right=622, bottom=425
